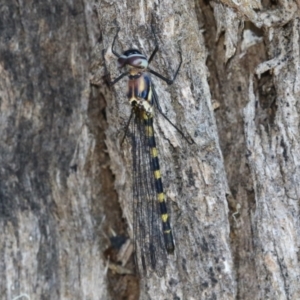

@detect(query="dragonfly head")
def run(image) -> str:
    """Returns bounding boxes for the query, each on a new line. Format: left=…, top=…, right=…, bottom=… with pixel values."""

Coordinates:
left=117, top=49, right=149, bottom=70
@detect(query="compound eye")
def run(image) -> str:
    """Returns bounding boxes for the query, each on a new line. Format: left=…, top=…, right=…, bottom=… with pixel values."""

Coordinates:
left=126, top=56, right=148, bottom=68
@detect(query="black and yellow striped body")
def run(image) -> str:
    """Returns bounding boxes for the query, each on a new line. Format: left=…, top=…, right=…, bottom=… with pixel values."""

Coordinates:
left=128, top=69, right=175, bottom=252
left=126, top=69, right=175, bottom=274
left=116, top=48, right=177, bottom=275
left=142, top=111, right=175, bottom=253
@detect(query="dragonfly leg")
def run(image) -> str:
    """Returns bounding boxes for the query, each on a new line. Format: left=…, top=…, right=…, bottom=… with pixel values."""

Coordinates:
left=111, top=26, right=121, bottom=58
left=148, top=25, right=159, bottom=64
left=149, top=51, right=182, bottom=85
left=104, top=71, right=128, bottom=86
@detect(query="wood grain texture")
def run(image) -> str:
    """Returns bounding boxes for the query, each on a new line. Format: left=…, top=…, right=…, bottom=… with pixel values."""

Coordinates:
left=208, top=1, right=300, bottom=300
left=0, top=1, right=112, bottom=299
left=1, top=0, right=300, bottom=299
left=93, top=0, right=235, bottom=299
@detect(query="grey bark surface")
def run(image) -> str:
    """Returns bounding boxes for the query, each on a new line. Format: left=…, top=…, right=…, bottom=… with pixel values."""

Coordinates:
left=93, top=0, right=235, bottom=299
left=1, top=0, right=300, bottom=300
left=208, top=2, right=300, bottom=300
left=0, top=1, right=113, bottom=299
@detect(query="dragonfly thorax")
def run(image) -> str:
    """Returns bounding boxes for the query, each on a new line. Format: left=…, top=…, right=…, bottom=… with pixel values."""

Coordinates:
left=130, top=98, right=153, bottom=116
left=117, top=49, right=149, bottom=70
left=127, top=69, right=153, bottom=116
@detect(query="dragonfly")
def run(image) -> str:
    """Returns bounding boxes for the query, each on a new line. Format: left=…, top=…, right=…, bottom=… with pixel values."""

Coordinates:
left=106, top=26, right=192, bottom=276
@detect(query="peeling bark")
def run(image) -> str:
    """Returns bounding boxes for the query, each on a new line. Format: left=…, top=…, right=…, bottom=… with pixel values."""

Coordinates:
left=93, top=1, right=235, bottom=299
left=1, top=0, right=299, bottom=299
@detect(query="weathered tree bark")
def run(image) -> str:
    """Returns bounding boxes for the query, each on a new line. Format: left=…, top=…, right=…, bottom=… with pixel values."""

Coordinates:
left=0, top=1, right=112, bottom=299
left=1, top=0, right=299, bottom=300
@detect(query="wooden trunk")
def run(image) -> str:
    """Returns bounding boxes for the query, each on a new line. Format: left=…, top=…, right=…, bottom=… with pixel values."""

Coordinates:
left=1, top=0, right=299, bottom=299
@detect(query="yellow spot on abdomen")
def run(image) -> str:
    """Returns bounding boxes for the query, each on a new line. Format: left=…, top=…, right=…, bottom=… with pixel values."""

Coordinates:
left=151, top=147, right=158, bottom=157
left=154, top=170, right=161, bottom=179
left=144, top=125, right=153, bottom=136
left=161, top=214, right=169, bottom=222
left=157, top=193, right=164, bottom=202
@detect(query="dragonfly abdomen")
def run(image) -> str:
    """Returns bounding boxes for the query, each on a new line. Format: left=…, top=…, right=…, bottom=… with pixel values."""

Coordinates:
left=143, top=111, right=175, bottom=253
